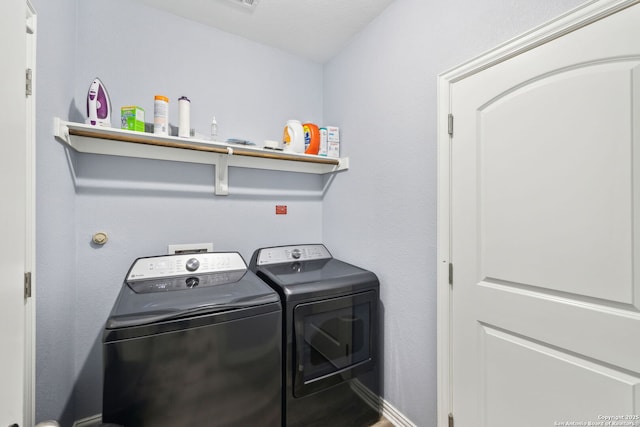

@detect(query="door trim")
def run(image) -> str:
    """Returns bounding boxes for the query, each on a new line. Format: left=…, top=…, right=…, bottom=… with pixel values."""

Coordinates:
left=25, top=1, right=36, bottom=425
left=435, top=1, right=640, bottom=426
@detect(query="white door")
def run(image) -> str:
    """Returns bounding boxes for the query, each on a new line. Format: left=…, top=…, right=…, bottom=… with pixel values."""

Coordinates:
left=0, top=0, right=31, bottom=425
left=449, top=3, right=640, bottom=426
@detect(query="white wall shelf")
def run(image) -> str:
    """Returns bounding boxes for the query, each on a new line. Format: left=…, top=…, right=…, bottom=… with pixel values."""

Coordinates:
left=53, top=118, right=348, bottom=195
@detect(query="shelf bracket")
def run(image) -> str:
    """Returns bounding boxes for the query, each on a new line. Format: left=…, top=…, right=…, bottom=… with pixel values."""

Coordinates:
left=53, top=117, right=71, bottom=145
left=215, top=150, right=230, bottom=195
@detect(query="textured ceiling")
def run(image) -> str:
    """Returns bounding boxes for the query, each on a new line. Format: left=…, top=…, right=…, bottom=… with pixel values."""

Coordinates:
left=133, top=0, right=395, bottom=63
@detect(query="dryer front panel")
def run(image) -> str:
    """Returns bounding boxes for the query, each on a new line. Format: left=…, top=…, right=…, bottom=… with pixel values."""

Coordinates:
left=292, top=290, right=377, bottom=397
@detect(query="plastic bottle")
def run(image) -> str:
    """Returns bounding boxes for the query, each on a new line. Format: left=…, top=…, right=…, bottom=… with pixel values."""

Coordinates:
left=318, top=127, right=328, bottom=156
left=178, top=96, right=191, bottom=138
left=153, top=95, right=169, bottom=135
left=211, top=116, right=218, bottom=141
left=283, top=120, right=305, bottom=153
left=303, top=122, right=320, bottom=155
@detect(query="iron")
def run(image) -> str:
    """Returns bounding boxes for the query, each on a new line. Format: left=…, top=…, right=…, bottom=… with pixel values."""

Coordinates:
left=86, top=77, right=112, bottom=127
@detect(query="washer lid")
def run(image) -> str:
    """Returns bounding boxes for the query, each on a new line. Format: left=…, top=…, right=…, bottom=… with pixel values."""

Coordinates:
left=107, top=253, right=280, bottom=329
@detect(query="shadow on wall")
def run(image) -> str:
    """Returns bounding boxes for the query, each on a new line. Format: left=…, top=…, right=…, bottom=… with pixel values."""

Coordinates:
left=69, top=100, right=84, bottom=124
left=378, top=299, right=386, bottom=404
left=52, top=332, right=103, bottom=426
left=71, top=333, right=105, bottom=423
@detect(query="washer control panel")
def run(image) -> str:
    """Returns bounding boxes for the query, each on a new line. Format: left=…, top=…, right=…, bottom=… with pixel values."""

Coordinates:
left=127, top=269, right=247, bottom=293
left=127, top=252, right=246, bottom=282
left=255, top=244, right=332, bottom=266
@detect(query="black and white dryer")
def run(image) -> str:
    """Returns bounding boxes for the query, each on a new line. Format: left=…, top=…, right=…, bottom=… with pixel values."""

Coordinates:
left=250, top=244, right=381, bottom=427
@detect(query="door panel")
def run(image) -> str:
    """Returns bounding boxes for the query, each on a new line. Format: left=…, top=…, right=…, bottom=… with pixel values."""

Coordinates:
left=451, top=4, right=640, bottom=426
left=481, top=325, right=640, bottom=427
left=480, top=61, right=639, bottom=305
left=0, top=0, right=28, bottom=425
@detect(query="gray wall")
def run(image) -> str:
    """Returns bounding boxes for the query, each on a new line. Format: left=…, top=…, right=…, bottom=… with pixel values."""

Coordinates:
left=33, top=0, right=78, bottom=424
left=322, top=0, right=584, bottom=425
left=36, top=0, right=326, bottom=422
left=33, top=0, right=587, bottom=425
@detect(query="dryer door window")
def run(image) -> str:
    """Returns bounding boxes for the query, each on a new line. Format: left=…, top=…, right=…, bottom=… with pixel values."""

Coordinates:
left=293, top=290, right=377, bottom=397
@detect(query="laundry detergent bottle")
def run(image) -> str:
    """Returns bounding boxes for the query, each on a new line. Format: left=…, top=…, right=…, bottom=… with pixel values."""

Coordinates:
left=303, top=122, right=320, bottom=155
left=283, top=120, right=305, bottom=153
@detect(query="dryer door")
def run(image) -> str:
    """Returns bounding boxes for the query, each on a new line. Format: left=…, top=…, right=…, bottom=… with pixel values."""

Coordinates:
left=292, top=290, right=377, bottom=397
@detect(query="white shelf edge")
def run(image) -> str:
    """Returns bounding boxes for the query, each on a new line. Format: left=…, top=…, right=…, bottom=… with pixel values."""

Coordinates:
left=53, top=118, right=348, bottom=196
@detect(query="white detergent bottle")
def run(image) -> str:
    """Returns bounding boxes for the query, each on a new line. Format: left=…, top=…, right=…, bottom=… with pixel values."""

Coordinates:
left=283, top=120, right=305, bottom=153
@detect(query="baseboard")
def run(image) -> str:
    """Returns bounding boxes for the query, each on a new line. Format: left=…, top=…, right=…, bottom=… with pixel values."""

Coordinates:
left=351, top=380, right=417, bottom=427
left=72, top=414, right=101, bottom=427
left=379, top=399, right=418, bottom=427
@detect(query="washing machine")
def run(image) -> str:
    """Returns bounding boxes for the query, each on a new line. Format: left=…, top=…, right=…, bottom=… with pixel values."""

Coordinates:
left=102, top=252, right=282, bottom=427
left=250, top=244, right=381, bottom=427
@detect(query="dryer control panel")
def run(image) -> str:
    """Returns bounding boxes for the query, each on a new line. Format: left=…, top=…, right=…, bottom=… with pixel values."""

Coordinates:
left=255, top=244, right=332, bottom=265
left=127, top=252, right=246, bottom=282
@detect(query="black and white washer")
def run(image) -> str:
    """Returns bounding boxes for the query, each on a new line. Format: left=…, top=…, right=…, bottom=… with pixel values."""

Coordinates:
left=102, top=252, right=282, bottom=427
left=250, top=244, right=381, bottom=427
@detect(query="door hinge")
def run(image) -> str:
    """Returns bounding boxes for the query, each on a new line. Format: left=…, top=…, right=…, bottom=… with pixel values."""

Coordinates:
left=24, top=272, right=32, bottom=299
left=448, top=263, right=453, bottom=286
left=448, top=113, right=454, bottom=136
left=26, top=68, right=32, bottom=97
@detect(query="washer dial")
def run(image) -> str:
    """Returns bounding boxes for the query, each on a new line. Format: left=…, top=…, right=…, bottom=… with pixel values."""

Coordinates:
left=186, top=258, right=200, bottom=272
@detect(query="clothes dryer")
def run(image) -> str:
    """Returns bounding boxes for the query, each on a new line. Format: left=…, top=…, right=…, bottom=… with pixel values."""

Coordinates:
left=250, top=244, right=381, bottom=427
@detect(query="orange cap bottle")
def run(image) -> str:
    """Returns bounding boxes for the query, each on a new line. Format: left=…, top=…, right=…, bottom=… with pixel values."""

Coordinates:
left=303, top=123, right=320, bottom=155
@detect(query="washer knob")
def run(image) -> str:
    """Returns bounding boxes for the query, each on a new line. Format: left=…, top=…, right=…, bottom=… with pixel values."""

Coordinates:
left=186, top=258, right=200, bottom=272
left=291, top=249, right=302, bottom=259
left=185, top=277, right=199, bottom=288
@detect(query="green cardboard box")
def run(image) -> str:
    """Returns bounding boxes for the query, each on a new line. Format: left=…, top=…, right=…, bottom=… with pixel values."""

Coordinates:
left=121, top=106, right=145, bottom=132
